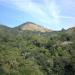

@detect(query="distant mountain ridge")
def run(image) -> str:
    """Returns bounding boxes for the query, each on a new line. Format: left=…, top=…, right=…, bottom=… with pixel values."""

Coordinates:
left=0, top=24, right=10, bottom=30
left=0, top=22, right=75, bottom=33
left=15, top=22, right=51, bottom=32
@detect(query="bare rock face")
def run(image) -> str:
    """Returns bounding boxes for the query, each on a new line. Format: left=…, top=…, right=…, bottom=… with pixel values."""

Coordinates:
left=18, top=22, right=51, bottom=32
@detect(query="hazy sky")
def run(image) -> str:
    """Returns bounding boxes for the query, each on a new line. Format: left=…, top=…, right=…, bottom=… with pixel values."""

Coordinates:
left=0, top=0, right=75, bottom=30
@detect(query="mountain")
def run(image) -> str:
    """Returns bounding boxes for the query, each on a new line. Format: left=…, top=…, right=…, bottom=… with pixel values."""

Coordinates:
left=67, top=27, right=75, bottom=32
left=15, top=22, right=51, bottom=32
left=0, top=24, right=10, bottom=30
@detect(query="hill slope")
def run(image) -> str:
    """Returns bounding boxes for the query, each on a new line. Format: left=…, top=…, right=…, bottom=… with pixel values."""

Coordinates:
left=15, top=22, right=51, bottom=32
left=0, top=24, right=75, bottom=75
left=0, top=24, right=10, bottom=30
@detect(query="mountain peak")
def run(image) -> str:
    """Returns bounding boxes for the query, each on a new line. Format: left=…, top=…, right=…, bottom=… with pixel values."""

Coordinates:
left=21, top=22, right=36, bottom=25
left=17, top=22, right=51, bottom=32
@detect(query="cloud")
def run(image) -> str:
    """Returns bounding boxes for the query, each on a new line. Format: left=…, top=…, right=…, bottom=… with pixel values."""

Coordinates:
left=1, top=0, right=69, bottom=24
left=49, top=0, right=61, bottom=23
left=10, top=0, right=48, bottom=18
left=8, top=0, right=61, bottom=25
left=59, top=16, right=75, bottom=19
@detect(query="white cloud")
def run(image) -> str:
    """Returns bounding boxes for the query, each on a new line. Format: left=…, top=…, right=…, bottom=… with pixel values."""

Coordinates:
left=10, top=0, right=47, bottom=18
left=9, top=0, right=61, bottom=25
left=59, top=16, right=75, bottom=19
left=49, top=0, right=61, bottom=23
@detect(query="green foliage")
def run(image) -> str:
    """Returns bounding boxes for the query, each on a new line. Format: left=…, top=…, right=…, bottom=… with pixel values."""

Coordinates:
left=0, top=27, right=75, bottom=75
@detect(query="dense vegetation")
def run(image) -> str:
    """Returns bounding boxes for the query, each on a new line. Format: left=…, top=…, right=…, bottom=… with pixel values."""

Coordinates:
left=0, top=25, right=75, bottom=75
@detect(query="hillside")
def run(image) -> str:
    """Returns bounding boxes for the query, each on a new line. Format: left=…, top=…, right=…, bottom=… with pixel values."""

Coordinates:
left=0, top=24, right=10, bottom=30
left=15, top=22, right=51, bottom=32
left=0, top=24, right=75, bottom=75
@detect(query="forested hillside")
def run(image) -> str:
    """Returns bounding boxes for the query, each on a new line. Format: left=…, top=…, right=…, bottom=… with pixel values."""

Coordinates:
left=0, top=25, right=75, bottom=75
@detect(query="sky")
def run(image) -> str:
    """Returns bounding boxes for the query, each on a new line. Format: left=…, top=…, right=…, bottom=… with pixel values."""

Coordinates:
left=0, top=0, right=75, bottom=30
